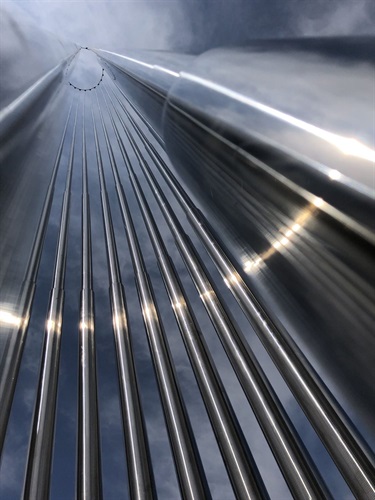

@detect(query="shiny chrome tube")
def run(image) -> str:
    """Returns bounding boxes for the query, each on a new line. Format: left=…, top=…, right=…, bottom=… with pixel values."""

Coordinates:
left=99, top=49, right=375, bottom=496
left=104, top=83, right=333, bottom=499
left=147, top=137, right=375, bottom=499
left=91, top=104, right=155, bottom=500
left=95, top=93, right=211, bottom=500
left=77, top=96, right=102, bottom=500
left=94, top=49, right=193, bottom=137
left=23, top=104, right=78, bottom=500
left=131, top=110, right=375, bottom=498
left=0, top=100, right=73, bottom=455
left=100, top=86, right=269, bottom=500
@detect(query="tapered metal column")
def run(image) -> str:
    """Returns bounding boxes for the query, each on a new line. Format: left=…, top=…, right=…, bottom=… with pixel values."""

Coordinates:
left=77, top=96, right=102, bottom=500
left=94, top=94, right=210, bottom=500
left=23, top=103, right=78, bottom=500
left=100, top=88, right=269, bottom=500
left=91, top=103, right=156, bottom=500
left=106, top=82, right=375, bottom=498
left=103, top=83, right=333, bottom=499
left=0, top=101, right=73, bottom=455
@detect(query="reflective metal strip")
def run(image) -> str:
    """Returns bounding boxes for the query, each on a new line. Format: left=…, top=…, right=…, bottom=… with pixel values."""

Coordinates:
left=107, top=81, right=375, bottom=498
left=100, top=87, right=268, bottom=499
left=104, top=83, right=334, bottom=500
left=91, top=101, right=156, bottom=500
left=96, top=91, right=211, bottom=500
left=23, top=103, right=78, bottom=500
left=0, top=99, right=74, bottom=454
left=78, top=95, right=102, bottom=500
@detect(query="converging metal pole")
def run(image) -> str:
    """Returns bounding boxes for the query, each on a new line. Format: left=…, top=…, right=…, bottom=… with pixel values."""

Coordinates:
left=106, top=79, right=375, bottom=499
left=103, top=83, right=332, bottom=499
left=95, top=92, right=211, bottom=500
left=23, top=103, right=78, bottom=500
left=0, top=101, right=74, bottom=456
left=77, top=95, right=102, bottom=500
left=91, top=101, right=156, bottom=500
left=100, top=87, right=269, bottom=499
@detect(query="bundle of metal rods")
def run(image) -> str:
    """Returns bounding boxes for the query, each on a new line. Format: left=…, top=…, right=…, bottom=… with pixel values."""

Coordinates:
left=0, top=56, right=374, bottom=500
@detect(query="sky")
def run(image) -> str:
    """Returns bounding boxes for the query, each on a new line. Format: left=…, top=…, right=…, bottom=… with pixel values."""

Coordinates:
left=1, top=1, right=375, bottom=499
left=3, top=0, right=375, bottom=52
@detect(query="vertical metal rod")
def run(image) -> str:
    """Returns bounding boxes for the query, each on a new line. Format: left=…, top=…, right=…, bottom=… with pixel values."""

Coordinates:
left=0, top=101, right=74, bottom=455
left=90, top=101, right=156, bottom=500
left=108, top=83, right=375, bottom=497
left=99, top=88, right=268, bottom=500
left=77, top=95, right=102, bottom=500
left=23, top=103, right=78, bottom=500
left=103, top=84, right=333, bottom=499
left=94, top=93, right=210, bottom=500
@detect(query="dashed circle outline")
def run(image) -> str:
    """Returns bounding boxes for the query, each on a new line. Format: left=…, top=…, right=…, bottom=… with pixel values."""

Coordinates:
left=69, top=67, right=105, bottom=91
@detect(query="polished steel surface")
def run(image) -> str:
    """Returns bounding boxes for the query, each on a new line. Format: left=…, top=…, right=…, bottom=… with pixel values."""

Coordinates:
left=100, top=41, right=375, bottom=498
left=78, top=96, right=102, bottom=500
left=0, top=100, right=73, bottom=454
left=96, top=91, right=211, bottom=500
left=23, top=104, right=78, bottom=500
left=1, top=31, right=375, bottom=500
left=144, top=117, right=375, bottom=499
left=107, top=81, right=333, bottom=499
left=101, top=85, right=269, bottom=499
left=92, top=103, right=156, bottom=500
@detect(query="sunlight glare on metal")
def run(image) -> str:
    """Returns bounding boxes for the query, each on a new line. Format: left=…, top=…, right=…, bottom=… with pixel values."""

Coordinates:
left=172, top=300, right=186, bottom=310
left=143, top=304, right=156, bottom=321
left=329, top=136, right=375, bottom=162
left=79, top=320, right=94, bottom=331
left=112, top=313, right=127, bottom=330
left=312, top=197, right=325, bottom=208
left=46, top=318, right=62, bottom=332
left=328, top=169, right=342, bottom=181
left=244, top=257, right=262, bottom=274
left=181, top=72, right=375, bottom=163
left=99, top=51, right=179, bottom=78
left=223, top=277, right=231, bottom=288
left=244, top=260, right=254, bottom=271
left=0, top=309, right=23, bottom=328
left=228, top=273, right=240, bottom=284
left=199, top=289, right=214, bottom=300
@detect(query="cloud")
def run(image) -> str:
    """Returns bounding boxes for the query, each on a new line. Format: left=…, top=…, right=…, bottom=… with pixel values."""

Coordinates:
left=4, top=0, right=375, bottom=56
left=5, top=0, right=184, bottom=51
left=295, top=0, right=375, bottom=36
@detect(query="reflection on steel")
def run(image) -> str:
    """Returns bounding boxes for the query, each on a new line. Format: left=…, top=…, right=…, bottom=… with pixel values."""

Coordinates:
left=101, top=86, right=269, bottom=499
left=112, top=91, right=375, bottom=498
left=91, top=103, right=156, bottom=500
left=1, top=35, right=375, bottom=500
left=96, top=92, right=211, bottom=500
left=105, top=83, right=331, bottom=499
left=23, top=104, right=78, bottom=499
left=0, top=55, right=74, bottom=141
left=98, top=48, right=375, bottom=496
left=0, top=101, right=73, bottom=454
left=156, top=112, right=375, bottom=499
left=78, top=96, right=102, bottom=500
